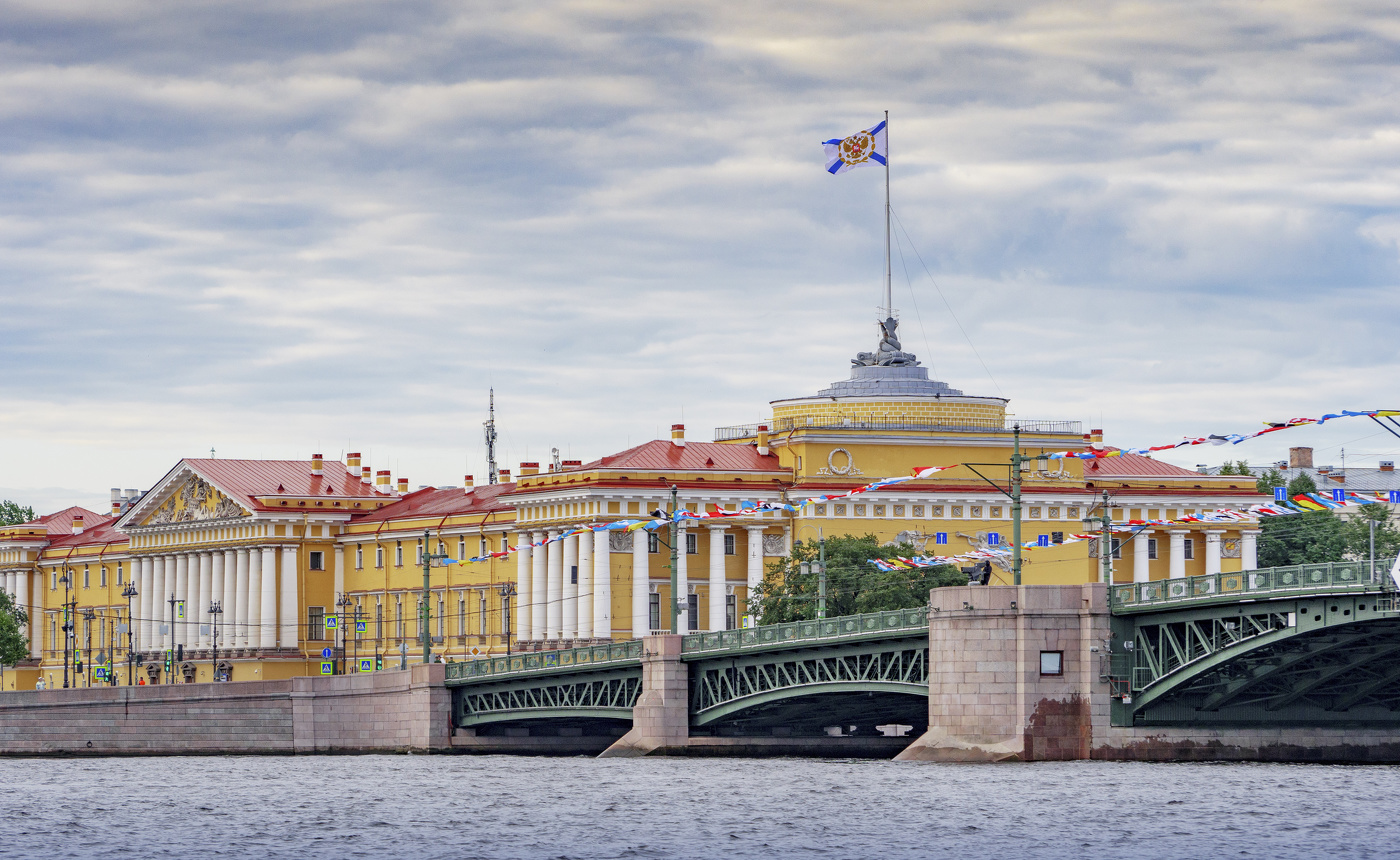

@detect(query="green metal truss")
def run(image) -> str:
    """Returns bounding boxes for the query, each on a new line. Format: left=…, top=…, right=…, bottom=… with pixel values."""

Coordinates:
left=454, top=668, right=642, bottom=727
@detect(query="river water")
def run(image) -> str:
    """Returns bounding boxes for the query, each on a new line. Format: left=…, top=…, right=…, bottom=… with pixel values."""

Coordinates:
left=0, top=756, right=1396, bottom=859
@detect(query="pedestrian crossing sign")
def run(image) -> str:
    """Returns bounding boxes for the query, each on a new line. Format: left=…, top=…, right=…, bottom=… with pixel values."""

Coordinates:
left=325, top=615, right=338, bottom=630
left=359, top=658, right=373, bottom=672
left=319, top=662, right=334, bottom=675
left=94, top=667, right=107, bottom=679
left=356, top=621, right=367, bottom=633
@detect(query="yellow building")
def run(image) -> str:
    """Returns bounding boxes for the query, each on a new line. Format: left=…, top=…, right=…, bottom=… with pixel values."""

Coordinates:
left=0, top=325, right=1265, bottom=685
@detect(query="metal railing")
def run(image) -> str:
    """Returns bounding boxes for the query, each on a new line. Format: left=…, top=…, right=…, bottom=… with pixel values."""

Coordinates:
left=1112, top=558, right=1398, bottom=613
left=444, top=639, right=644, bottom=681
left=713, top=418, right=1081, bottom=441
left=680, top=607, right=929, bottom=655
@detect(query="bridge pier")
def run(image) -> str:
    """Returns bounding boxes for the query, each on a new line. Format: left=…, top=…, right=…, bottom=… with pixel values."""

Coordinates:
left=599, top=634, right=689, bottom=757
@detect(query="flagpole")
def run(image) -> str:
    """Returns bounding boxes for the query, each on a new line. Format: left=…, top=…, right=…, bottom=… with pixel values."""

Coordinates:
left=883, top=109, right=892, bottom=319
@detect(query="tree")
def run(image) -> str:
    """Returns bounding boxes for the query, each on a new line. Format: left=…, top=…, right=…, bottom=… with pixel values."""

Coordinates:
left=1258, top=509, right=1345, bottom=567
left=1256, top=468, right=1285, bottom=496
left=1340, top=504, right=1400, bottom=563
left=1218, top=460, right=1253, bottom=476
left=0, top=500, right=35, bottom=526
left=0, top=590, right=28, bottom=667
left=749, top=534, right=964, bottom=624
left=1286, top=472, right=1318, bottom=496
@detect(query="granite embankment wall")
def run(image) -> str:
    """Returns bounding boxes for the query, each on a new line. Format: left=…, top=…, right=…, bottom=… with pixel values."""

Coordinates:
left=0, top=663, right=449, bottom=755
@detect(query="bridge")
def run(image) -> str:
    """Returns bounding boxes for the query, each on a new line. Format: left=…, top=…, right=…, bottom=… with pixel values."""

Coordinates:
left=444, top=558, right=1400, bottom=758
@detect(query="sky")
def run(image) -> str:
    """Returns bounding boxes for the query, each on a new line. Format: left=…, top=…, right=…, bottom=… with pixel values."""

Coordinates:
left=3, top=0, right=1400, bottom=514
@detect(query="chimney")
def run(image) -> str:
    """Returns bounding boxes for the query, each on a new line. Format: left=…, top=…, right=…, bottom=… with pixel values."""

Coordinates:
left=376, top=470, right=392, bottom=493
left=562, top=459, right=582, bottom=470
left=1290, top=447, right=1314, bottom=469
left=1382, top=461, right=1395, bottom=472
left=464, top=474, right=475, bottom=492
left=756, top=425, right=770, bottom=456
left=499, top=468, right=511, bottom=482
left=547, top=463, right=555, bottom=473
left=311, top=453, right=323, bottom=476
left=111, top=488, right=122, bottom=516
left=519, top=462, right=540, bottom=476
left=1089, top=428, right=1104, bottom=450
left=671, top=424, right=686, bottom=447
left=361, top=465, right=372, bottom=485
left=124, top=489, right=139, bottom=502
left=71, top=515, right=84, bottom=535
left=397, top=477, right=409, bottom=494
left=346, top=453, right=361, bottom=476
left=1196, top=465, right=1209, bottom=474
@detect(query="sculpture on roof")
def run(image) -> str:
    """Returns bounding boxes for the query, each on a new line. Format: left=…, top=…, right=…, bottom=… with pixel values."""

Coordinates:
left=852, top=316, right=920, bottom=367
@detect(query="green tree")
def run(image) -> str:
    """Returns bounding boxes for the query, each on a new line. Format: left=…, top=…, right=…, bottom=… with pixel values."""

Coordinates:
left=1234, top=460, right=1252, bottom=476
left=1340, top=504, right=1400, bottom=563
left=749, top=534, right=965, bottom=624
left=1286, top=472, right=1318, bottom=496
left=1255, top=468, right=1285, bottom=496
left=1258, top=509, right=1345, bottom=567
left=0, top=500, right=35, bottom=526
left=0, top=590, right=29, bottom=666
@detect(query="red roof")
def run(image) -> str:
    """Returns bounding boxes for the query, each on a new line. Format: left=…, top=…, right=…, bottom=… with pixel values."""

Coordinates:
left=1084, top=452, right=1211, bottom=478
left=582, top=440, right=784, bottom=473
left=186, top=459, right=387, bottom=510
left=47, top=516, right=124, bottom=549
left=352, top=482, right=517, bottom=524
left=24, top=506, right=109, bottom=536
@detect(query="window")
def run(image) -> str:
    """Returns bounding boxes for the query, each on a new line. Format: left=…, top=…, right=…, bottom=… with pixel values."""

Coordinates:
left=375, top=600, right=384, bottom=640
left=913, top=505, right=925, bottom=517
left=458, top=594, right=467, bottom=636
left=685, top=533, right=697, bottom=554
left=100, top=566, right=107, bottom=587
left=687, top=595, right=699, bottom=631
left=437, top=596, right=445, bottom=638
left=477, top=537, right=485, bottom=559
left=1111, top=539, right=1121, bottom=560
left=395, top=542, right=403, bottom=567
left=83, top=566, right=90, bottom=589
left=308, top=606, right=324, bottom=641
left=1148, top=539, right=1158, bottom=560
left=1066, top=507, right=1080, bottom=519
left=724, top=534, right=735, bottom=555
left=1040, top=651, right=1063, bottom=676
left=649, top=593, right=661, bottom=632
left=49, top=615, right=57, bottom=653
left=51, top=572, right=57, bottom=591
left=395, top=596, right=404, bottom=638
left=951, top=506, right=963, bottom=517
left=1028, top=507, right=1041, bottom=519
left=308, top=551, right=324, bottom=571
left=356, top=545, right=363, bottom=569
left=570, top=565, right=578, bottom=585
left=725, top=594, right=737, bottom=630
left=1184, top=539, right=1195, bottom=560
left=479, top=591, right=487, bottom=635
left=375, top=546, right=384, bottom=569
left=501, top=594, right=511, bottom=637
left=501, top=536, right=509, bottom=553
left=354, top=598, right=363, bottom=639
left=1048, top=507, right=1060, bottom=519
left=116, top=562, right=123, bottom=585
left=437, top=540, right=445, bottom=557
left=415, top=541, right=422, bottom=566
left=648, top=533, right=660, bottom=554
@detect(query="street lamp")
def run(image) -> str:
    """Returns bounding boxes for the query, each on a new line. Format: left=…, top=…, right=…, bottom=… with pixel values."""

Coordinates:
left=121, top=582, right=138, bottom=686
left=82, top=607, right=96, bottom=688
left=58, top=572, right=73, bottom=688
left=419, top=529, right=454, bottom=664
left=1083, top=490, right=1114, bottom=606
left=335, top=593, right=352, bottom=674
left=794, top=525, right=827, bottom=621
left=497, top=581, right=517, bottom=657
left=209, top=600, right=223, bottom=682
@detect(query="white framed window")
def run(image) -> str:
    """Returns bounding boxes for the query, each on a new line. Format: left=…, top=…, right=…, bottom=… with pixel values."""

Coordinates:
left=395, top=543, right=403, bottom=567
left=355, top=545, right=363, bottom=569
left=375, top=546, right=384, bottom=568
left=1148, top=539, right=1158, bottom=560
left=1184, top=539, right=1195, bottom=560
left=1040, top=651, right=1063, bottom=676
left=648, top=533, right=660, bottom=554
left=686, top=533, right=698, bottom=554
left=724, top=534, right=735, bottom=555
left=83, top=566, right=90, bottom=589
left=100, top=566, right=107, bottom=587
left=308, top=551, right=324, bottom=571
left=458, top=594, right=467, bottom=636
left=478, top=591, right=487, bottom=635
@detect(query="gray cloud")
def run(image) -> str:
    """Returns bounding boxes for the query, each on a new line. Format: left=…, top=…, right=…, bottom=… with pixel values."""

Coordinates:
left=2, top=0, right=1399, bottom=511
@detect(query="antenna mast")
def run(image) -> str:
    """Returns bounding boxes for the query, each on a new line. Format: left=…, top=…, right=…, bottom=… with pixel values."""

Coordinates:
left=484, top=389, right=499, bottom=484
left=883, top=108, right=892, bottom=319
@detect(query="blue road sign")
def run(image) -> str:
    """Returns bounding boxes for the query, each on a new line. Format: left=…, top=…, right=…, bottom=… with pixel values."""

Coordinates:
left=321, top=647, right=332, bottom=659
left=356, top=621, right=367, bottom=633
left=325, top=616, right=338, bottom=630
left=987, top=533, right=1000, bottom=546
left=1037, top=534, right=1050, bottom=547
left=319, top=662, right=334, bottom=675
left=935, top=532, right=948, bottom=545
left=359, top=659, right=373, bottom=672
left=1392, top=491, right=1400, bottom=504
left=1274, top=487, right=1287, bottom=501
left=1333, top=489, right=1346, bottom=502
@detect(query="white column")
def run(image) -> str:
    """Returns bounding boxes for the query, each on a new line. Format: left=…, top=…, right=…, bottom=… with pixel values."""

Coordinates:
left=1133, top=531, right=1152, bottom=583
left=279, top=545, right=298, bottom=649
left=259, top=546, right=278, bottom=649
left=631, top=532, right=649, bottom=636
left=708, top=526, right=726, bottom=631
left=24, top=573, right=38, bottom=659
left=209, top=551, right=225, bottom=647
left=235, top=548, right=251, bottom=647
left=151, top=556, right=167, bottom=649
left=173, top=554, right=189, bottom=648
left=14, top=570, right=29, bottom=658
left=746, top=526, right=765, bottom=593
left=221, top=550, right=236, bottom=649
left=333, top=545, right=345, bottom=603
left=138, top=557, right=153, bottom=651
left=593, top=530, right=611, bottom=640
left=675, top=525, right=689, bottom=635
left=1242, top=530, right=1260, bottom=572
left=530, top=531, right=547, bottom=641
left=1169, top=530, right=1187, bottom=579
left=1204, top=530, right=1223, bottom=576
left=545, top=531, right=563, bottom=640
left=576, top=530, right=593, bottom=641
left=515, top=534, right=532, bottom=642
left=562, top=532, right=578, bottom=640
left=193, top=551, right=208, bottom=648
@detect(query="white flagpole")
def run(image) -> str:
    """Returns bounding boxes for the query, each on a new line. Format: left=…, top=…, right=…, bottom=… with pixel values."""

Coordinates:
left=883, top=109, right=892, bottom=319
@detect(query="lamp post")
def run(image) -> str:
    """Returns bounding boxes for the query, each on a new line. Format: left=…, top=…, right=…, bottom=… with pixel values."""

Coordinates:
left=335, top=593, right=352, bottom=674
left=794, top=525, right=828, bottom=621
left=1083, top=490, right=1114, bottom=607
left=667, top=486, right=680, bottom=633
left=419, top=529, right=453, bottom=664
left=209, top=600, right=223, bottom=681
left=82, top=607, right=96, bottom=688
left=498, top=581, right=517, bottom=657
left=59, top=571, right=73, bottom=688
left=121, top=582, right=138, bottom=685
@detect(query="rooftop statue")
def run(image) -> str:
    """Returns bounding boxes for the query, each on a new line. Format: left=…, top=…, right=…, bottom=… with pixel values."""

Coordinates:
left=852, top=316, right=921, bottom=367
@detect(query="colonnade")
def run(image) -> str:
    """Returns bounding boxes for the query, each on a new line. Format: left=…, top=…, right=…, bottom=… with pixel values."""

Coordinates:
left=131, top=546, right=299, bottom=654
left=1129, top=529, right=1260, bottom=583
left=1, top=570, right=35, bottom=658
left=511, top=523, right=774, bottom=643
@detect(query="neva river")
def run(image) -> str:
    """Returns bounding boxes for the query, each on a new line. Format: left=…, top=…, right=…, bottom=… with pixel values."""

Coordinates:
left=1, top=756, right=1397, bottom=859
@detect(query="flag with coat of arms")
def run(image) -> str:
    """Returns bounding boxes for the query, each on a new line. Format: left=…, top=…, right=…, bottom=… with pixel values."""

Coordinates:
left=823, top=120, right=887, bottom=175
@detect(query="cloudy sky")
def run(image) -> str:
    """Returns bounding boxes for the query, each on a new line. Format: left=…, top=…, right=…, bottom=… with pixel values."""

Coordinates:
left=3, top=0, right=1399, bottom=513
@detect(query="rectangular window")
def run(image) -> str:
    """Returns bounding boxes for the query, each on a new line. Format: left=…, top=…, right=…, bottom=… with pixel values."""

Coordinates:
left=1111, top=539, right=1121, bottom=560
left=1066, top=507, right=1080, bottom=519
left=414, top=541, right=422, bottom=566
left=437, top=596, right=445, bottom=638
left=1148, top=539, right=1158, bottom=560
left=308, top=606, right=324, bottom=641
left=648, top=533, right=660, bottom=554
left=83, top=566, right=90, bottom=589
left=725, top=594, right=737, bottom=630
left=969, top=506, right=981, bottom=518
left=116, top=562, right=123, bottom=585
left=356, top=545, right=363, bottom=569
left=686, top=533, right=697, bottom=555
left=100, top=566, right=107, bottom=587
left=1040, top=651, right=1063, bottom=676
left=308, top=551, right=324, bottom=571
left=687, top=594, right=699, bottom=631
left=51, top=572, right=57, bottom=591
left=724, top=534, right=736, bottom=555
left=376, top=601, right=384, bottom=640
left=570, top=565, right=578, bottom=584
left=375, top=547, right=384, bottom=569
left=932, top=505, right=944, bottom=517
left=477, top=537, right=485, bottom=559
left=649, top=593, right=661, bottom=632
left=395, top=597, right=404, bottom=638
left=479, top=592, right=488, bottom=635
left=354, top=598, right=363, bottom=640
left=49, top=615, right=57, bottom=653
left=950, top=506, right=962, bottom=517
left=501, top=536, right=509, bottom=553
left=991, top=506, right=1002, bottom=518
left=459, top=595, right=467, bottom=636
left=501, top=594, right=511, bottom=637
left=1184, top=539, right=1195, bottom=560
left=1028, top=507, right=1041, bottom=519
left=1049, top=507, right=1060, bottom=519
left=395, top=543, right=403, bottom=567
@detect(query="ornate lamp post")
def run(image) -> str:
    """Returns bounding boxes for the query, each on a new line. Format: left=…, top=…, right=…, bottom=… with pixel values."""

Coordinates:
left=498, top=581, right=517, bottom=657
left=121, top=582, right=138, bottom=685
left=335, top=593, right=352, bottom=674
left=209, top=600, right=223, bottom=681
left=59, top=571, right=73, bottom=688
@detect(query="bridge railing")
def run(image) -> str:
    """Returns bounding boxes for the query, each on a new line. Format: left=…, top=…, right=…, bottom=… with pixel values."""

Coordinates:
left=1112, top=557, right=1398, bottom=614
left=681, top=607, right=929, bottom=656
left=444, top=640, right=645, bottom=682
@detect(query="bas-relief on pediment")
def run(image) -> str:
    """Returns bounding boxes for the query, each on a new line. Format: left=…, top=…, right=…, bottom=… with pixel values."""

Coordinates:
left=143, top=476, right=249, bottom=526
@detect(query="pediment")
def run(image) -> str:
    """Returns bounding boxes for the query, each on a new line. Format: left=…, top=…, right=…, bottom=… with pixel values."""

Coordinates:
left=141, top=474, right=251, bottom=526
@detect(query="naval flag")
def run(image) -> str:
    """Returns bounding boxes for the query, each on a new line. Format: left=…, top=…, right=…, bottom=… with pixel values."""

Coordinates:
left=823, top=120, right=887, bottom=175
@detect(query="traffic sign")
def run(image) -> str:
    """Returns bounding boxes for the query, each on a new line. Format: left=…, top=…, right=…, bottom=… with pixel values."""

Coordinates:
left=1274, top=487, right=1288, bottom=501
left=321, top=647, right=332, bottom=659
left=325, top=616, right=338, bottom=630
left=319, top=662, right=334, bottom=675
left=356, top=621, right=367, bottom=633
left=1333, top=489, right=1346, bottom=503
left=360, top=658, right=373, bottom=672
